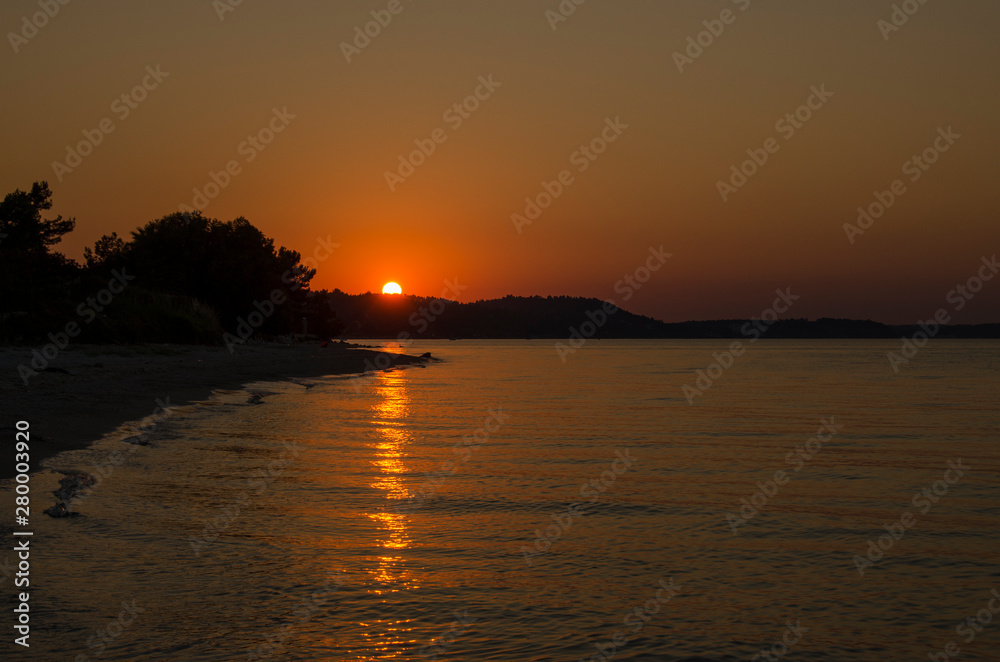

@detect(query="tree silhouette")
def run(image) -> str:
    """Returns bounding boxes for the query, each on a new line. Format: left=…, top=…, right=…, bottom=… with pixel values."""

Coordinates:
left=0, top=181, right=75, bottom=253
left=1, top=182, right=336, bottom=343
left=83, top=231, right=127, bottom=270
left=0, top=181, right=79, bottom=318
left=111, top=212, right=317, bottom=332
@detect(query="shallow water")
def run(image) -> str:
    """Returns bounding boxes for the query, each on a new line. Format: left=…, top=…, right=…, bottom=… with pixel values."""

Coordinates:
left=3, top=340, right=1000, bottom=660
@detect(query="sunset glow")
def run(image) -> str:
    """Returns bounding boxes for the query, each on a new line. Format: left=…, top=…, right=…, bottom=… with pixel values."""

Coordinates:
left=3, top=3, right=1000, bottom=660
left=3, top=2, right=997, bottom=323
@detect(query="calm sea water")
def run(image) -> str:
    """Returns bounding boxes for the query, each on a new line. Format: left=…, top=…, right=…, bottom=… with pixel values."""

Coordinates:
left=4, top=340, right=1000, bottom=661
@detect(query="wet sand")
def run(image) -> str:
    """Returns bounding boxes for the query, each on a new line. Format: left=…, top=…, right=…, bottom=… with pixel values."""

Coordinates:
left=0, top=342, right=424, bottom=479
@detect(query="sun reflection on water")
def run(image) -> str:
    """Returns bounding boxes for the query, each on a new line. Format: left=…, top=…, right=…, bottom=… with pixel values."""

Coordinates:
left=367, top=369, right=417, bottom=595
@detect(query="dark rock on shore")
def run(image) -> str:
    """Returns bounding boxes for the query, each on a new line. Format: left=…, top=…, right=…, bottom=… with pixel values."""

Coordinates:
left=53, top=472, right=97, bottom=501
left=44, top=502, right=79, bottom=518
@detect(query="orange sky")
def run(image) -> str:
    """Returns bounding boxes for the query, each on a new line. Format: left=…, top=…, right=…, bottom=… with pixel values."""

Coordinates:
left=3, top=0, right=998, bottom=323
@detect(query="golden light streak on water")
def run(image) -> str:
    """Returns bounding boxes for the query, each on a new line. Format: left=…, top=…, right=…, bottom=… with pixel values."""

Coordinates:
left=368, top=370, right=416, bottom=596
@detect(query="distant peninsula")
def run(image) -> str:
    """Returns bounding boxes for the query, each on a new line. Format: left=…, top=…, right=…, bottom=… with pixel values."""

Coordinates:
left=326, top=292, right=1000, bottom=340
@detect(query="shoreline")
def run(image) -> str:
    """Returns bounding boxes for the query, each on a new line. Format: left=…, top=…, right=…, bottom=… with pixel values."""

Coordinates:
left=0, top=342, right=428, bottom=480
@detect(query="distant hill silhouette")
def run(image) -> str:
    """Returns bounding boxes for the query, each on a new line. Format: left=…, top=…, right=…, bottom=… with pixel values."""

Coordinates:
left=325, top=292, right=1000, bottom=340
left=326, top=292, right=664, bottom=339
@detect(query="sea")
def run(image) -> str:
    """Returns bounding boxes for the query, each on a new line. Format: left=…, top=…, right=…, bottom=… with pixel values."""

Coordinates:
left=3, top=340, right=1000, bottom=661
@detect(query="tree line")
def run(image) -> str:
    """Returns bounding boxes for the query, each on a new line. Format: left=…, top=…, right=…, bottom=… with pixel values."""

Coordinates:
left=0, top=181, right=342, bottom=344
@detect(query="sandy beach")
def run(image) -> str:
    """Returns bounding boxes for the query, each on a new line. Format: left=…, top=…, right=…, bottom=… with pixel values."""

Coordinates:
left=0, top=341, right=426, bottom=479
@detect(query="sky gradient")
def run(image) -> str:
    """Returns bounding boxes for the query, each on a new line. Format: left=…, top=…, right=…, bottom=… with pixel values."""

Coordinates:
left=3, top=0, right=998, bottom=323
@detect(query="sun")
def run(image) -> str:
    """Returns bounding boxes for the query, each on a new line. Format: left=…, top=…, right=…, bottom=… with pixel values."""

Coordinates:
left=382, top=282, right=402, bottom=295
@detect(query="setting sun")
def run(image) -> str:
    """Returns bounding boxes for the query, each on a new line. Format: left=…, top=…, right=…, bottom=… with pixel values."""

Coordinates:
left=382, top=282, right=402, bottom=295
